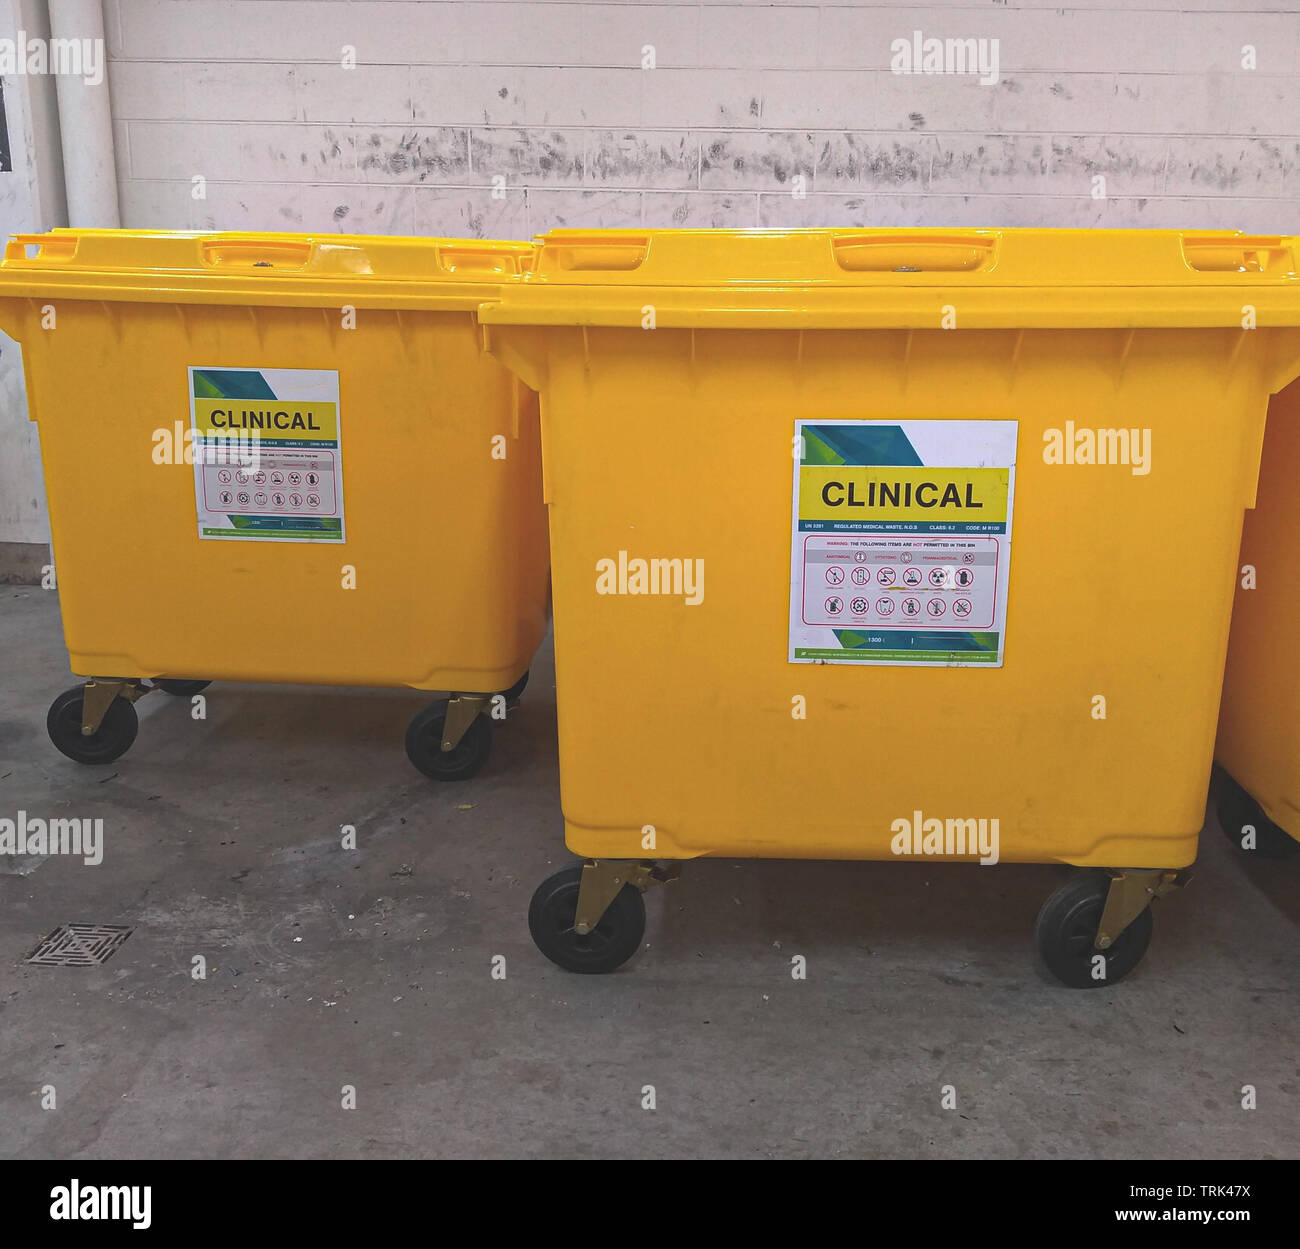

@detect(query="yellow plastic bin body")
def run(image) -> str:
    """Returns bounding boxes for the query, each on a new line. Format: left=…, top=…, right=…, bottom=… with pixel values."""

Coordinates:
left=485, top=228, right=1300, bottom=981
left=1216, top=379, right=1300, bottom=849
left=0, top=229, right=550, bottom=777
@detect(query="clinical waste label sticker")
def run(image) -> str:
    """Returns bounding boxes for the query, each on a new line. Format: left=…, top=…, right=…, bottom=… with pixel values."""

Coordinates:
left=189, top=367, right=345, bottom=543
left=789, top=420, right=1017, bottom=666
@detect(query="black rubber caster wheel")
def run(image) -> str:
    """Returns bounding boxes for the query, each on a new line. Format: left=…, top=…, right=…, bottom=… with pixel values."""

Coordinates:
left=46, top=687, right=139, bottom=765
left=404, top=700, right=491, bottom=781
left=1035, top=871, right=1153, bottom=989
left=528, top=865, right=646, bottom=974
left=499, top=669, right=529, bottom=703
left=155, top=679, right=211, bottom=697
left=1216, top=775, right=1297, bottom=860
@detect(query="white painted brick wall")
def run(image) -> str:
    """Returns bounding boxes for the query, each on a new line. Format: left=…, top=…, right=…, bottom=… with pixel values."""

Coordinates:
left=91, top=0, right=1300, bottom=237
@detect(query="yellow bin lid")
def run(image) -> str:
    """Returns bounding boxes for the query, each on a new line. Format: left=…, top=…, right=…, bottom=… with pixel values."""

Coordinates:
left=0, top=228, right=535, bottom=313
left=478, top=227, right=1300, bottom=330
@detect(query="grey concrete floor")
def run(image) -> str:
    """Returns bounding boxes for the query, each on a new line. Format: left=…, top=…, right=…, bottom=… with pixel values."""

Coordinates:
left=0, top=586, right=1297, bottom=1160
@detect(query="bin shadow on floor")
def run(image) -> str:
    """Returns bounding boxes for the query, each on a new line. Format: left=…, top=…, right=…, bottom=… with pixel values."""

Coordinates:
left=1203, top=771, right=1300, bottom=933
left=634, top=856, right=1080, bottom=987
left=127, top=679, right=556, bottom=785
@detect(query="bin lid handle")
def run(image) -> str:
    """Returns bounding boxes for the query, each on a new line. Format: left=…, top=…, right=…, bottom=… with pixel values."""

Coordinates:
left=1181, top=235, right=1294, bottom=275
left=832, top=232, right=998, bottom=273
left=200, top=238, right=315, bottom=270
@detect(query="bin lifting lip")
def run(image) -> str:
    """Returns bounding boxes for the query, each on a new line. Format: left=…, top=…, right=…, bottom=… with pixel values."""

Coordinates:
left=478, top=288, right=1300, bottom=331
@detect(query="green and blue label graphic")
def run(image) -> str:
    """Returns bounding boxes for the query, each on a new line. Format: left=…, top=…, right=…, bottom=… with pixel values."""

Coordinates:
left=789, top=420, right=1017, bottom=667
left=190, top=367, right=345, bottom=543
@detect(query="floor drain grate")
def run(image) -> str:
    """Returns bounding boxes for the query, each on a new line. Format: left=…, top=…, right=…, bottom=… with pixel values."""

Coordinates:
left=27, top=924, right=132, bottom=967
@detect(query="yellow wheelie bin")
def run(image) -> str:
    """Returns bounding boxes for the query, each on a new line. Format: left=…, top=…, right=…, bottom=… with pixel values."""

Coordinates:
left=481, top=227, right=1300, bottom=985
left=1215, top=378, right=1300, bottom=858
left=0, top=229, right=549, bottom=781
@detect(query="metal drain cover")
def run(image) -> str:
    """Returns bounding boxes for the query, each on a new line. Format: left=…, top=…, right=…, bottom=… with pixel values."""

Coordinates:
left=27, top=924, right=132, bottom=967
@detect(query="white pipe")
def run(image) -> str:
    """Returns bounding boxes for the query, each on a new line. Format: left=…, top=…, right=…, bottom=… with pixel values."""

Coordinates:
left=47, top=0, right=118, bottom=227
left=11, top=0, right=69, bottom=228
